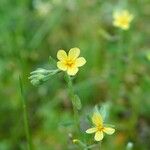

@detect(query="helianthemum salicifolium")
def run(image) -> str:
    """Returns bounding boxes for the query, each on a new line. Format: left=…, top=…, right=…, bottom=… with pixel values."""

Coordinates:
left=57, top=47, right=86, bottom=76
left=86, top=112, right=115, bottom=141
left=113, top=10, right=134, bottom=30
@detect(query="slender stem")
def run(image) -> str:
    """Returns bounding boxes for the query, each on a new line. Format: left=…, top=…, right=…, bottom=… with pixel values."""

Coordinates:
left=118, top=29, right=124, bottom=52
left=19, top=77, right=34, bottom=150
left=117, top=29, right=124, bottom=80
left=65, top=74, right=80, bottom=132
left=112, top=29, right=124, bottom=100
left=87, top=144, right=97, bottom=149
left=98, top=142, right=101, bottom=150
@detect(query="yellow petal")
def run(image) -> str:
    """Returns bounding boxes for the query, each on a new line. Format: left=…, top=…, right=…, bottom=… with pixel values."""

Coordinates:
left=103, top=127, right=115, bottom=135
left=68, top=47, right=80, bottom=60
left=67, top=67, right=79, bottom=76
left=94, top=131, right=104, bottom=141
left=92, top=113, right=103, bottom=127
left=121, top=24, right=129, bottom=30
left=113, top=20, right=120, bottom=27
left=75, top=57, right=86, bottom=67
left=86, top=127, right=97, bottom=134
left=57, top=50, right=67, bottom=61
left=57, top=61, right=67, bottom=71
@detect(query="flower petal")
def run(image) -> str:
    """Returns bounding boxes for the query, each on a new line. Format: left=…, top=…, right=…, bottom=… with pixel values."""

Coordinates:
left=75, top=57, right=86, bottom=67
left=57, top=50, right=67, bottom=60
left=103, top=127, right=115, bottom=135
left=67, top=67, right=79, bottom=76
left=113, top=20, right=120, bottom=27
left=94, top=131, right=104, bottom=141
left=57, top=61, right=67, bottom=71
left=68, top=48, right=80, bottom=60
left=86, top=127, right=97, bottom=134
left=121, top=25, right=129, bottom=30
left=92, top=113, right=103, bottom=127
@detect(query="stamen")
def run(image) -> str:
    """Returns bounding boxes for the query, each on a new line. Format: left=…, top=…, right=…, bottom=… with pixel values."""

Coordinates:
left=66, top=60, right=74, bottom=67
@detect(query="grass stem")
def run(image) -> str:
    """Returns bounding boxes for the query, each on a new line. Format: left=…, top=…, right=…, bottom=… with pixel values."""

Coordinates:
left=19, top=76, right=34, bottom=150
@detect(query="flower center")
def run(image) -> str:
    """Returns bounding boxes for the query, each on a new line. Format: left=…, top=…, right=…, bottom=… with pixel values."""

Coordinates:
left=119, top=17, right=128, bottom=25
left=65, top=60, right=74, bottom=68
left=97, top=126, right=104, bottom=132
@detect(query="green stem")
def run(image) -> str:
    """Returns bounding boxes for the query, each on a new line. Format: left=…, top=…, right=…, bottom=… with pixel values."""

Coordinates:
left=65, top=74, right=80, bottom=132
left=98, top=142, right=101, bottom=150
left=19, top=77, right=34, bottom=150
left=112, top=29, right=124, bottom=101
left=118, top=29, right=124, bottom=79
left=87, top=144, right=97, bottom=149
left=118, top=29, right=124, bottom=52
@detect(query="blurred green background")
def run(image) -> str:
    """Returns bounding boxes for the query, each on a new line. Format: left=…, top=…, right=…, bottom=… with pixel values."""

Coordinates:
left=0, top=0, right=150, bottom=149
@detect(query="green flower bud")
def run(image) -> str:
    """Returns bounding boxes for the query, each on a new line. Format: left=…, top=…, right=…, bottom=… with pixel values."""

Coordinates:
left=126, top=142, right=133, bottom=150
left=28, top=68, right=59, bottom=86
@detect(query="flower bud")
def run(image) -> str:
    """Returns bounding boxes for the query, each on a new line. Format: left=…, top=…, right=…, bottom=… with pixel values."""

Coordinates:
left=29, top=68, right=59, bottom=86
left=126, top=142, right=133, bottom=150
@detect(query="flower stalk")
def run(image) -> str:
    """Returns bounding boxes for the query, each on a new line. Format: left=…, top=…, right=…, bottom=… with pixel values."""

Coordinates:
left=65, top=74, right=80, bottom=133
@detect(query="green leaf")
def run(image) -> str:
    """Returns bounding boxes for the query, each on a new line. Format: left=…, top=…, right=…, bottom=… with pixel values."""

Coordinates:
left=100, top=102, right=111, bottom=121
left=94, top=102, right=111, bottom=121
left=72, top=95, right=82, bottom=110
left=49, top=56, right=57, bottom=67
left=59, top=120, right=74, bottom=127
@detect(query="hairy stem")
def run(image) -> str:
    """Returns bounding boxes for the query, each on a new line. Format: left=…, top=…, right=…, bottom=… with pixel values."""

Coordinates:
left=65, top=74, right=80, bottom=132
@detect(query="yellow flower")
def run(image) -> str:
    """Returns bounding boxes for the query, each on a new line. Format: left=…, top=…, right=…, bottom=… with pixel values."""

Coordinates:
left=86, top=112, right=115, bottom=141
left=57, top=47, right=86, bottom=76
left=113, top=10, right=134, bottom=30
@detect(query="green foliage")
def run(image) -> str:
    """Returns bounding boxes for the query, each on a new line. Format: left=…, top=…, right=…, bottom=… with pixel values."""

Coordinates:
left=0, top=0, right=150, bottom=150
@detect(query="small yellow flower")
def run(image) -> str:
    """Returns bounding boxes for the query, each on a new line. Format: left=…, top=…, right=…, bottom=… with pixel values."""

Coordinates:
left=113, top=10, right=134, bottom=30
left=86, top=112, right=115, bottom=141
left=57, top=48, right=86, bottom=76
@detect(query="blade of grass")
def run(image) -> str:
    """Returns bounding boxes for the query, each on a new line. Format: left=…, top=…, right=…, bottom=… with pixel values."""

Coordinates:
left=19, top=76, right=34, bottom=150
